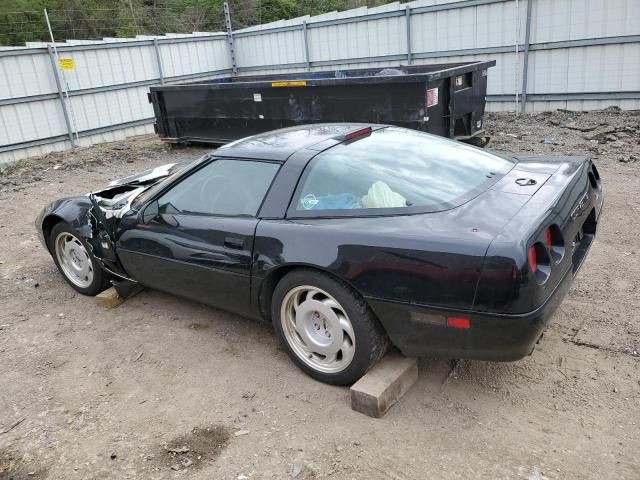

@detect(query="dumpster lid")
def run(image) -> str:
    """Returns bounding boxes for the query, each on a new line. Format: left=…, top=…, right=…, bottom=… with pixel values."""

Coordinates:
left=150, top=60, right=496, bottom=92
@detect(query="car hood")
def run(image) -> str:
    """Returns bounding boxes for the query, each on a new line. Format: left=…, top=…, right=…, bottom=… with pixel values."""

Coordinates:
left=90, top=161, right=191, bottom=219
left=107, top=161, right=187, bottom=187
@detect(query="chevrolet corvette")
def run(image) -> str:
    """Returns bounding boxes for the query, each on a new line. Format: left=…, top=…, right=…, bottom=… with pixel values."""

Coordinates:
left=36, top=124, right=603, bottom=384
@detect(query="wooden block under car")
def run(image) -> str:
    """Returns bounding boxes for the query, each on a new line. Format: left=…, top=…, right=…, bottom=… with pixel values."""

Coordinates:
left=95, top=287, right=124, bottom=309
left=350, top=354, right=418, bottom=418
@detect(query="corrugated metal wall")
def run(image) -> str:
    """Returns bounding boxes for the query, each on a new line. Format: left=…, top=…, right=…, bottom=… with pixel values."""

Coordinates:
left=1, top=0, right=639, bottom=164
left=233, top=0, right=639, bottom=112
left=0, top=34, right=231, bottom=164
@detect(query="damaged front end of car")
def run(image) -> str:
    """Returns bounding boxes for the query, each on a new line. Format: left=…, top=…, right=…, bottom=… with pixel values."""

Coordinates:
left=37, top=161, right=191, bottom=296
left=88, top=162, right=188, bottom=284
left=87, top=187, right=140, bottom=279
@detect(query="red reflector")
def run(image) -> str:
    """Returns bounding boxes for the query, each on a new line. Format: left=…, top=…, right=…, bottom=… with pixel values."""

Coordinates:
left=545, top=228, right=552, bottom=250
left=528, top=245, right=537, bottom=273
left=447, top=317, right=471, bottom=329
left=344, top=126, right=372, bottom=141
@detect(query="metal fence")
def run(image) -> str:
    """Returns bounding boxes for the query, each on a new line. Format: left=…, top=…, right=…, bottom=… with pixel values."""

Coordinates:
left=1, top=0, right=639, bottom=164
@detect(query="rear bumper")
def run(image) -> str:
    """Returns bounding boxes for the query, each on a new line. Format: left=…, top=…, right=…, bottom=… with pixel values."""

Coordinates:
left=367, top=264, right=574, bottom=361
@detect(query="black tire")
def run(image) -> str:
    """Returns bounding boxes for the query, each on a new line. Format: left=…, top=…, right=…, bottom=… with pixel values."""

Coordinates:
left=50, top=222, right=108, bottom=296
left=272, top=269, right=389, bottom=385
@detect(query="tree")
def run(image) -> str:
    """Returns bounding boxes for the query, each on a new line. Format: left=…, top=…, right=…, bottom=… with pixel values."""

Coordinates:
left=254, top=0, right=298, bottom=23
left=0, top=0, right=394, bottom=46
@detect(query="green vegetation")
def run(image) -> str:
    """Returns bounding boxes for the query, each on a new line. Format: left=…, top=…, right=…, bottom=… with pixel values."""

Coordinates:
left=0, top=0, right=393, bottom=46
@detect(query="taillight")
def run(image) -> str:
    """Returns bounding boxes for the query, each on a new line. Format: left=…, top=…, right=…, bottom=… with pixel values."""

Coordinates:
left=528, top=245, right=537, bottom=273
left=529, top=241, right=551, bottom=283
left=447, top=317, right=471, bottom=329
left=545, top=228, right=552, bottom=251
left=546, top=224, right=565, bottom=263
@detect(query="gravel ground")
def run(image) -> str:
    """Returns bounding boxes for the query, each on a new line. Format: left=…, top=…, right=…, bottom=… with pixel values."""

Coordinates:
left=0, top=110, right=639, bottom=480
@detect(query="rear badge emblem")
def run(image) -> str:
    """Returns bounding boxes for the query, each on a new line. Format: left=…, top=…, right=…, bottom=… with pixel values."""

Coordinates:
left=515, top=177, right=537, bottom=186
left=571, top=192, right=590, bottom=219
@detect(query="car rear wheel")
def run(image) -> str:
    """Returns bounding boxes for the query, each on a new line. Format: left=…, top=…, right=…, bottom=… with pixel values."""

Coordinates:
left=50, top=222, right=107, bottom=296
left=272, top=270, right=389, bottom=385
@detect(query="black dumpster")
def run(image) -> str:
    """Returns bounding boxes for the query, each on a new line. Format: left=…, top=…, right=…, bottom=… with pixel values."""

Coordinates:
left=148, top=61, right=495, bottom=146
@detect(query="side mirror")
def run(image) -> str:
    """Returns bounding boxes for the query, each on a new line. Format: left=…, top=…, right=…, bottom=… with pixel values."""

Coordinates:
left=141, top=200, right=159, bottom=224
left=160, top=213, right=179, bottom=228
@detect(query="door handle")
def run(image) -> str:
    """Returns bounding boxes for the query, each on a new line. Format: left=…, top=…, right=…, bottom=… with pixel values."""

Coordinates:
left=224, top=236, right=244, bottom=249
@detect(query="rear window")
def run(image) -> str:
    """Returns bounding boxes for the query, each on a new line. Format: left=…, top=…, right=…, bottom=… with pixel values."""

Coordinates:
left=291, top=127, right=514, bottom=216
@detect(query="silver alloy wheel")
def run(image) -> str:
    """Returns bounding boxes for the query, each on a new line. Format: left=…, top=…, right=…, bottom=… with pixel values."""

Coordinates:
left=281, top=285, right=356, bottom=374
left=54, top=232, right=94, bottom=288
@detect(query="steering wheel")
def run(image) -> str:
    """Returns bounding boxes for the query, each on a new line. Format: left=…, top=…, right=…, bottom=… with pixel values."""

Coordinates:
left=198, top=175, right=255, bottom=214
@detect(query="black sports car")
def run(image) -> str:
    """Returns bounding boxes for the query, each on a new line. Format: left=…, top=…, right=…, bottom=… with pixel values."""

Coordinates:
left=36, top=124, right=604, bottom=385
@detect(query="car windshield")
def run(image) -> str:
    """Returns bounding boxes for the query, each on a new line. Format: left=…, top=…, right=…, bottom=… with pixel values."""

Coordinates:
left=130, top=155, right=209, bottom=210
left=293, top=127, right=515, bottom=214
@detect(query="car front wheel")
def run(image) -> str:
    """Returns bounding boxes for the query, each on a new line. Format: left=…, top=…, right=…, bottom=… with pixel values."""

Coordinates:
left=50, top=222, right=107, bottom=296
left=272, top=270, right=389, bottom=385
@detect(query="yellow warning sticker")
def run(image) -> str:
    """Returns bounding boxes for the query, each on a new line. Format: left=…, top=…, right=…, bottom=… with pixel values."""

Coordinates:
left=271, top=80, right=307, bottom=87
left=58, top=58, right=75, bottom=70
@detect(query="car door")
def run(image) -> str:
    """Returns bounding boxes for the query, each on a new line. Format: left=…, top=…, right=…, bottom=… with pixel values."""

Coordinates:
left=116, top=158, right=281, bottom=317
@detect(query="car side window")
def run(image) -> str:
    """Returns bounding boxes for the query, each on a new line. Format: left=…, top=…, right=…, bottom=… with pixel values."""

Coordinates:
left=157, top=159, right=279, bottom=217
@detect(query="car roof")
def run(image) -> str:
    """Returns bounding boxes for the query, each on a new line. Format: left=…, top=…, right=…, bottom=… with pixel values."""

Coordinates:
left=214, top=123, right=377, bottom=161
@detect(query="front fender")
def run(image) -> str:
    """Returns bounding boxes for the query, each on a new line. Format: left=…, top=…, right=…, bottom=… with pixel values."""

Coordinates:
left=36, top=196, right=93, bottom=251
left=36, top=196, right=130, bottom=279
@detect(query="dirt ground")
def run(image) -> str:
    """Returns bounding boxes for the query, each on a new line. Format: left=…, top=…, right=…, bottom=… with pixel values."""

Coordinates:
left=1, top=110, right=639, bottom=480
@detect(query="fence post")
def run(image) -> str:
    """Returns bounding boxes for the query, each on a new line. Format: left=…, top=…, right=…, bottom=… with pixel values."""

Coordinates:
left=303, top=20, right=311, bottom=71
left=153, top=38, right=164, bottom=84
left=223, top=2, right=238, bottom=76
left=405, top=5, right=412, bottom=64
left=520, top=0, right=534, bottom=113
left=47, top=44, right=76, bottom=147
